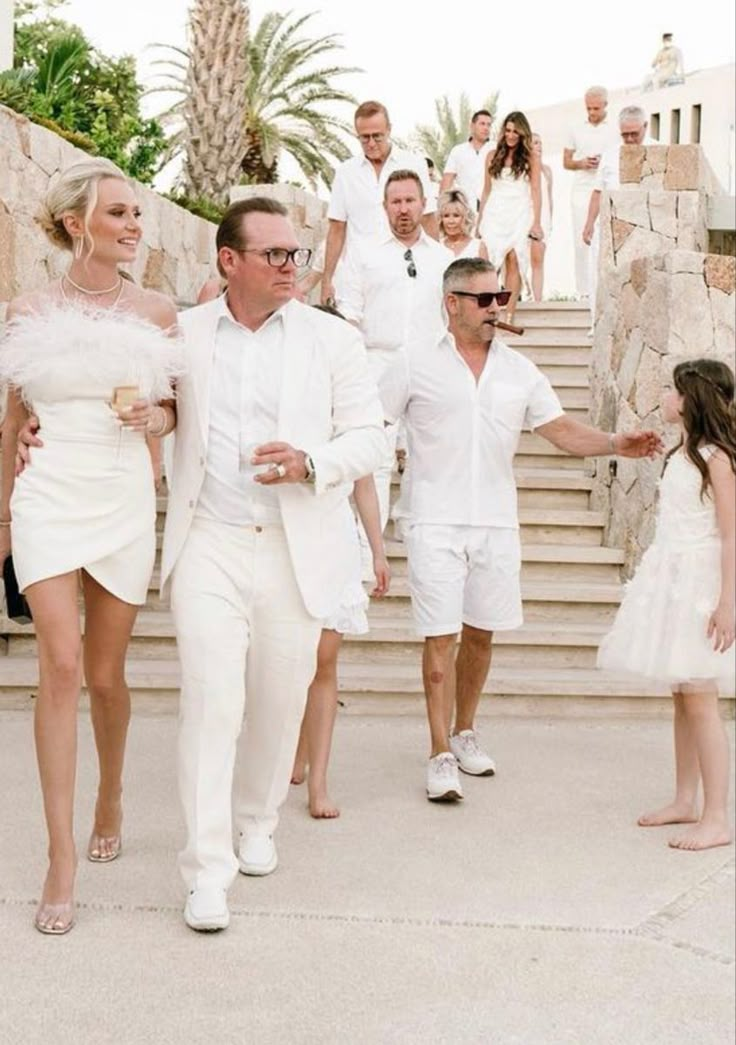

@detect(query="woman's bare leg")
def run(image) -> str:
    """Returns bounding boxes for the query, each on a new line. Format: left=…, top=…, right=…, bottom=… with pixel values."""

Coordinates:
left=25, top=572, right=83, bottom=930
left=303, top=629, right=343, bottom=819
left=291, top=722, right=308, bottom=785
left=530, top=240, right=546, bottom=302
left=638, top=690, right=700, bottom=826
left=503, top=251, right=521, bottom=323
left=81, top=571, right=139, bottom=859
left=670, top=683, right=732, bottom=850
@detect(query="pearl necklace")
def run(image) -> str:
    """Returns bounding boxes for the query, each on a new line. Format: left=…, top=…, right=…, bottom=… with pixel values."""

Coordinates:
left=61, top=274, right=125, bottom=308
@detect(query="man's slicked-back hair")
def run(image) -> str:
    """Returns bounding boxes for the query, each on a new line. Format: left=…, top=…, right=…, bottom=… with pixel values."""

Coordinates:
left=443, top=257, right=496, bottom=294
left=215, top=197, right=289, bottom=276
left=354, top=100, right=390, bottom=125
left=384, top=168, right=424, bottom=199
left=471, top=109, right=493, bottom=122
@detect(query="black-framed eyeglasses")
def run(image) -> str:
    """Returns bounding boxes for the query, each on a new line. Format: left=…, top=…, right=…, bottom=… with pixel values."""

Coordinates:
left=358, top=132, right=386, bottom=144
left=237, top=248, right=313, bottom=268
left=404, top=248, right=417, bottom=279
left=451, top=290, right=511, bottom=308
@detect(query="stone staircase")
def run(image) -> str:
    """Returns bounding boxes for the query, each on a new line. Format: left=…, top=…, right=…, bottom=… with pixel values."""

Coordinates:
left=0, top=302, right=676, bottom=713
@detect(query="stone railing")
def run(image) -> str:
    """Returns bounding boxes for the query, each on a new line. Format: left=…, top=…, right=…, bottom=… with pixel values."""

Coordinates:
left=590, top=144, right=735, bottom=572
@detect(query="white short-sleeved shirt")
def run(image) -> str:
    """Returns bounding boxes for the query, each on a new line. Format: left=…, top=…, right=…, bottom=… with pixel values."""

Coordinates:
left=565, top=119, right=618, bottom=189
left=380, top=332, right=563, bottom=528
left=443, top=140, right=494, bottom=207
left=337, top=231, right=454, bottom=353
left=327, top=146, right=435, bottom=246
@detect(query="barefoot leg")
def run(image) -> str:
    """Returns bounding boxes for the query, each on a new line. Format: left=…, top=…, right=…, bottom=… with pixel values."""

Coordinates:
left=670, top=684, right=732, bottom=851
left=305, top=630, right=342, bottom=819
left=291, top=720, right=308, bottom=785
left=639, top=690, right=700, bottom=826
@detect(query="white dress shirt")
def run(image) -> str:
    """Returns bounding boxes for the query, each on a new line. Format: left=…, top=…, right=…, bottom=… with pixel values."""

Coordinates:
left=337, top=231, right=454, bottom=353
left=443, top=140, right=494, bottom=207
left=327, top=146, right=435, bottom=248
left=565, top=119, right=618, bottom=189
left=196, top=298, right=284, bottom=526
left=380, top=332, right=563, bottom=528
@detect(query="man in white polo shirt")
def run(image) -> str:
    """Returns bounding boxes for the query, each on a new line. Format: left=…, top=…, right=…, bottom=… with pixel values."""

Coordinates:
left=563, top=86, right=617, bottom=299
left=338, top=170, right=453, bottom=559
left=321, top=100, right=436, bottom=305
left=440, top=109, right=494, bottom=211
left=380, top=258, right=663, bottom=803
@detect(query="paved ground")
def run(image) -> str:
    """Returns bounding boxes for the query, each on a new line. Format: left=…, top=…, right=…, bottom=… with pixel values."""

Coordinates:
left=0, top=708, right=733, bottom=1045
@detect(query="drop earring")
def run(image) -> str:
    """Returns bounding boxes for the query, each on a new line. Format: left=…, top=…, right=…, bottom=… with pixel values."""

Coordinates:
left=74, top=237, right=83, bottom=260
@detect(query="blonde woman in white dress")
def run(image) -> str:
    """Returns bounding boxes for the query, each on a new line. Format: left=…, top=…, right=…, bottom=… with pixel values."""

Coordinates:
left=477, top=111, right=543, bottom=321
left=530, top=133, right=554, bottom=301
left=0, top=160, right=184, bottom=934
left=437, top=188, right=489, bottom=261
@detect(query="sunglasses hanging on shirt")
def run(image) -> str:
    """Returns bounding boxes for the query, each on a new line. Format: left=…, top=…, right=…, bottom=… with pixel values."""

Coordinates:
left=404, top=248, right=417, bottom=279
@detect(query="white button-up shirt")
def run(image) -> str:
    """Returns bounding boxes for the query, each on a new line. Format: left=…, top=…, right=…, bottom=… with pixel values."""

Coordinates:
left=196, top=298, right=284, bottom=527
left=380, top=332, right=563, bottom=528
left=443, top=140, right=494, bottom=207
left=327, top=146, right=435, bottom=248
left=565, top=119, right=618, bottom=189
left=337, top=231, right=454, bottom=354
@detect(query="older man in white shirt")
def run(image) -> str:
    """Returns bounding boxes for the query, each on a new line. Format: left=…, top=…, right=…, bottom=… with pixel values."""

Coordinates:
left=321, top=100, right=437, bottom=305
left=380, top=258, right=663, bottom=803
left=163, top=198, right=386, bottom=931
left=563, top=86, right=618, bottom=299
left=338, top=169, right=453, bottom=557
left=440, top=108, right=494, bottom=211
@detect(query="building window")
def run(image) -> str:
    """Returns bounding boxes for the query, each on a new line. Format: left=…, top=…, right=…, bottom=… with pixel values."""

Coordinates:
left=651, top=113, right=660, bottom=140
left=670, top=109, right=681, bottom=144
left=691, top=104, right=702, bottom=144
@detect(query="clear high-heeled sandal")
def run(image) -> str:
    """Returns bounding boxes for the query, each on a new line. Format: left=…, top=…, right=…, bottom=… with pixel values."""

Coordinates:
left=87, top=831, right=122, bottom=863
left=34, top=901, right=75, bottom=935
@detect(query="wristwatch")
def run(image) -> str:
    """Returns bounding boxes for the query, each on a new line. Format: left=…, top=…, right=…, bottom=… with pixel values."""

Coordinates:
left=303, top=453, right=316, bottom=484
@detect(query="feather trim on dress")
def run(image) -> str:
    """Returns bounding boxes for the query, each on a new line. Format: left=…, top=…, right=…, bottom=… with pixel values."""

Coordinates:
left=0, top=304, right=186, bottom=404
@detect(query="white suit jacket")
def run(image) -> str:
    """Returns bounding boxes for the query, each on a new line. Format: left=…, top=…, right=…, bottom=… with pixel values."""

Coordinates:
left=160, top=298, right=386, bottom=619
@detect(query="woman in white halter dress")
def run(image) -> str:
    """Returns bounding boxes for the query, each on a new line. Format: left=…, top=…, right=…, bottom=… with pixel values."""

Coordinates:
left=437, top=188, right=489, bottom=261
left=0, top=160, right=184, bottom=935
left=477, top=111, right=543, bottom=320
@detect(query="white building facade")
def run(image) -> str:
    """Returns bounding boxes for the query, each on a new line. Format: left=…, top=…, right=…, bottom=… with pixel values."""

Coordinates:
left=0, top=0, right=13, bottom=72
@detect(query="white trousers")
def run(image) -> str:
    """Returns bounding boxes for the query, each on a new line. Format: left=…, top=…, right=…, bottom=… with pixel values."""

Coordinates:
left=171, top=518, right=321, bottom=890
left=358, top=348, right=399, bottom=574
left=571, top=186, right=593, bottom=299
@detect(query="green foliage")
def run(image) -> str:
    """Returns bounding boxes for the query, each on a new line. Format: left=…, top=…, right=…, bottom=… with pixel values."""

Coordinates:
left=411, top=92, right=499, bottom=171
left=164, top=193, right=226, bottom=224
left=5, top=2, right=166, bottom=183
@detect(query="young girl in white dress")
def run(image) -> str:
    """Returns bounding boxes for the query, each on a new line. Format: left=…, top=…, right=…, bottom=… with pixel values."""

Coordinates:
left=598, top=359, right=735, bottom=851
left=0, top=160, right=183, bottom=933
left=437, top=189, right=488, bottom=261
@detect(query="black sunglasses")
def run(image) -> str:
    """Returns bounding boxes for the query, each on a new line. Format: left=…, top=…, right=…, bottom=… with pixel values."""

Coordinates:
left=451, top=290, right=512, bottom=308
left=404, top=248, right=417, bottom=278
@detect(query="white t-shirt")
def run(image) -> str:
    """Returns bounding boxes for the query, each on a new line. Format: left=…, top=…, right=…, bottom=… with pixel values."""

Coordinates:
left=443, top=140, right=494, bottom=206
left=565, top=119, right=618, bottom=188
left=327, top=146, right=435, bottom=247
left=380, top=332, right=563, bottom=528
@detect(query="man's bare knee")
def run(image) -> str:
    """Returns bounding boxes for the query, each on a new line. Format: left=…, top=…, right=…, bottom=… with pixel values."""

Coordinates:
left=460, top=624, right=493, bottom=652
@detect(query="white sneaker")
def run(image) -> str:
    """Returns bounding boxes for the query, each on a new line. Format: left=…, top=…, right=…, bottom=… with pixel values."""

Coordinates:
left=449, top=730, right=496, bottom=776
left=184, top=886, right=230, bottom=932
left=238, top=834, right=278, bottom=876
left=426, top=753, right=464, bottom=802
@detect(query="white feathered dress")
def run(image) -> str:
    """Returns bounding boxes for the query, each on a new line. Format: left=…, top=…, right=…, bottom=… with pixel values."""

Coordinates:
left=0, top=304, right=185, bottom=605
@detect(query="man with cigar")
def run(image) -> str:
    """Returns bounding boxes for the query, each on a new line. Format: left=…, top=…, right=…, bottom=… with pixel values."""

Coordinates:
left=380, top=258, right=662, bottom=802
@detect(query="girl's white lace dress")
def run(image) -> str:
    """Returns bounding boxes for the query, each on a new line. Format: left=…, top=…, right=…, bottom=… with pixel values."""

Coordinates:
left=598, top=446, right=735, bottom=692
left=1, top=305, right=184, bottom=605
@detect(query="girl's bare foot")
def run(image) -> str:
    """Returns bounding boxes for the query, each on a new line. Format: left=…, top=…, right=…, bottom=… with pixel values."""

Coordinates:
left=88, top=796, right=123, bottom=862
left=308, top=788, right=340, bottom=819
left=291, top=762, right=306, bottom=786
left=638, top=802, right=698, bottom=827
left=668, top=820, right=733, bottom=851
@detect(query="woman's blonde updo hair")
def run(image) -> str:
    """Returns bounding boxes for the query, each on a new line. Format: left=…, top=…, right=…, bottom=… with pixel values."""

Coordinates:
left=36, top=158, right=129, bottom=254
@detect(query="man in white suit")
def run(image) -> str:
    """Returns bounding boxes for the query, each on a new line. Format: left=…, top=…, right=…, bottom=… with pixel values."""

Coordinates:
left=161, top=197, right=386, bottom=932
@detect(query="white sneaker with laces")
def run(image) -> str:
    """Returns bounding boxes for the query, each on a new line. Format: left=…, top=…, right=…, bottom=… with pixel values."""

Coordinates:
left=449, top=730, right=496, bottom=776
left=238, top=834, right=278, bottom=876
left=426, top=752, right=464, bottom=802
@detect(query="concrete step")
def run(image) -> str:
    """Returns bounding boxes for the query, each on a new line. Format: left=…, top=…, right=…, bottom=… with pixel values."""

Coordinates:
left=518, top=347, right=591, bottom=367
left=384, top=509, right=605, bottom=547
left=535, top=365, right=589, bottom=387
left=517, top=302, right=590, bottom=315
left=507, top=331, right=592, bottom=349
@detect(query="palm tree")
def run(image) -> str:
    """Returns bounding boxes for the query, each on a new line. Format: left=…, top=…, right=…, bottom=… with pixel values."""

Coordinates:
left=180, top=0, right=249, bottom=206
left=149, top=9, right=360, bottom=192
left=411, top=92, right=499, bottom=172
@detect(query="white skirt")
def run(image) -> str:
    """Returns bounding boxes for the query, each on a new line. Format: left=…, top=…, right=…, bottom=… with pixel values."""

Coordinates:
left=322, top=503, right=369, bottom=635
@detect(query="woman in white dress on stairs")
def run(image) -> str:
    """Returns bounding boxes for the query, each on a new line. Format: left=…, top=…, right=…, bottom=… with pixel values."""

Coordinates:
left=477, top=111, right=543, bottom=322
left=0, top=159, right=184, bottom=934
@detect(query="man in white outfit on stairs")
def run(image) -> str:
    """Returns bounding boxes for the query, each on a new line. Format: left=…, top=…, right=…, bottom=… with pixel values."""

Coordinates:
left=161, top=198, right=385, bottom=932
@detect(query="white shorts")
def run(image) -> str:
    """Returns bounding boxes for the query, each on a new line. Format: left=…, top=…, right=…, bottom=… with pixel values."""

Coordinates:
left=406, top=524, right=523, bottom=637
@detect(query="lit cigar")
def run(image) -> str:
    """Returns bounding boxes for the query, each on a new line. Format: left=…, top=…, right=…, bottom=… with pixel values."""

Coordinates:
left=490, top=319, right=525, bottom=336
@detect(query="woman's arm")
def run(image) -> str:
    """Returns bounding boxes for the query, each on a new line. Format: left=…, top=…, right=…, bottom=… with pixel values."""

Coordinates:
left=545, top=165, right=554, bottom=225
left=352, top=474, right=390, bottom=596
left=476, top=159, right=494, bottom=234
left=0, top=389, right=28, bottom=559
left=529, top=152, right=542, bottom=232
left=708, top=451, right=735, bottom=652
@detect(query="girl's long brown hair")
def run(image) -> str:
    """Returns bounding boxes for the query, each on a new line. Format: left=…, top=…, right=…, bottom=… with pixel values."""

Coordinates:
left=488, top=111, right=534, bottom=181
left=668, top=358, right=736, bottom=498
